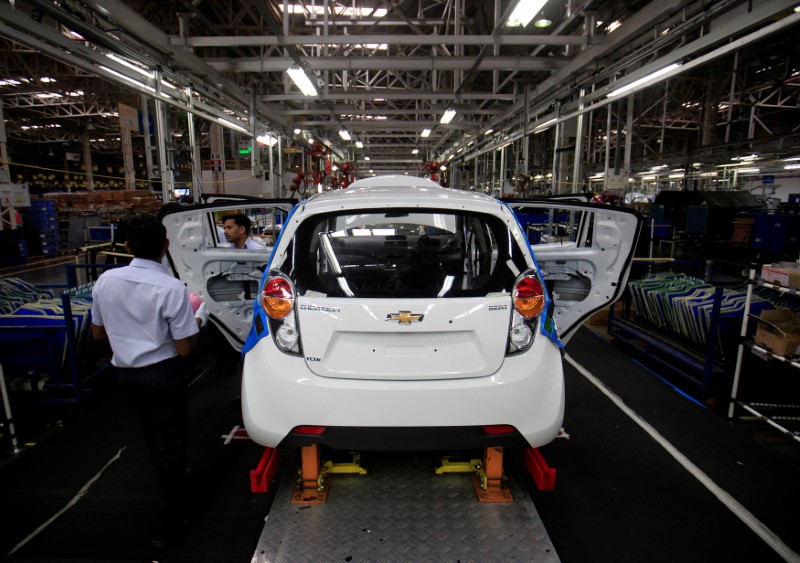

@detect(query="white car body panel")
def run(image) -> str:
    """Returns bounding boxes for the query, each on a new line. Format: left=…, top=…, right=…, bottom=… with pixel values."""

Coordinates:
left=163, top=176, right=641, bottom=451
left=241, top=327, right=565, bottom=449
left=298, top=296, right=510, bottom=380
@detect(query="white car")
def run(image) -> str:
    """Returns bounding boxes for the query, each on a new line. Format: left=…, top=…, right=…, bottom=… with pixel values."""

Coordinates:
left=163, top=176, right=641, bottom=451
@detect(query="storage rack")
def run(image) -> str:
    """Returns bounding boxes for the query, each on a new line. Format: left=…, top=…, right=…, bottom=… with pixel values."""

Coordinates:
left=0, top=264, right=121, bottom=407
left=728, top=269, right=800, bottom=443
left=608, top=285, right=730, bottom=402
left=22, top=199, right=60, bottom=256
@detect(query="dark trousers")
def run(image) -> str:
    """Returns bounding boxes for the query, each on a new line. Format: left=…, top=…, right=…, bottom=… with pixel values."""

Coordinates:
left=117, top=356, right=188, bottom=534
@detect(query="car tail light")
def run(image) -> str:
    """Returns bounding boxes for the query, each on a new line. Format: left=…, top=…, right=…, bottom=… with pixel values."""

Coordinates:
left=262, top=276, right=294, bottom=319
left=507, top=272, right=545, bottom=355
left=513, top=275, right=545, bottom=320
left=261, top=274, right=302, bottom=355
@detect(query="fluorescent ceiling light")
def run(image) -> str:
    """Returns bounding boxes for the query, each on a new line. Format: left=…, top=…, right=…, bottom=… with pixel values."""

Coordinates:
left=293, top=128, right=302, bottom=135
left=506, top=0, right=548, bottom=28
left=737, top=168, right=760, bottom=174
left=355, top=140, right=364, bottom=148
left=421, top=128, right=431, bottom=138
left=217, top=117, right=250, bottom=135
left=364, top=156, right=370, bottom=161
left=412, top=149, right=419, bottom=155
left=534, top=18, right=552, bottom=28
left=257, top=134, right=278, bottom=146
left=533, top=117, right=557, bottom=133
left=339, top=129, right=351, bottom=141
left=286, top=67, right=318, bottom=97
left=607, top=63, right=681, bottom=98
left=98, top=65, right=155, bottom=93
left=439, top=109, right=457, bottom=124
left=484, top=129, right=494, bottom=136
left=106, top=53, right=153, bottom=79
left=279, top=4, right=387, bottom=18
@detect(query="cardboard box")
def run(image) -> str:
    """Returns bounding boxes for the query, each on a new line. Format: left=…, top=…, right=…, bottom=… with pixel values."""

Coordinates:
left=761, top=262, right=800, bottom=288
left=752, top=308, right=800, bottom=356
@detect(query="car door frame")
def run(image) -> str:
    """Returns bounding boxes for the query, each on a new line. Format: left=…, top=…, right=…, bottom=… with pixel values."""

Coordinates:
left=162, top=198, right=297, bottom=351
left=505, top=199, right=643, bottom=343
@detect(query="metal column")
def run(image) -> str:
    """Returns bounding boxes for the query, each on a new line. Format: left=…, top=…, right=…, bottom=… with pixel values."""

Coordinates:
left=82, top=139, right=95, bottom=191
left=153, top=70, right=174, bottom=202
left=186, top=87, right=203, bottom=201
left=571, top=89, right=586, bottom=193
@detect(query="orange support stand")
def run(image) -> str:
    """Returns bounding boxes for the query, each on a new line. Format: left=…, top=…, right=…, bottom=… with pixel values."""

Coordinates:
left=472, top=446, right=514, bottom=502
left=523, top=447, right=557, bottom=491
left=291, top=443, right=332, bottom=504
left=250, top=447, right=281, bottom=493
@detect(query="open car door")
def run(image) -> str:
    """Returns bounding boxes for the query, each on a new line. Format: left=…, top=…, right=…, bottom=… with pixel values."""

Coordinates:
left=507, top=200, right=643, bottom=343
left=162, top=199, right=295, bottom=351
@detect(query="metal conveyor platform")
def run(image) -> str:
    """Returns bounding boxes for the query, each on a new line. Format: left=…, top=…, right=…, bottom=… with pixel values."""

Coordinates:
left=251, top=450, right=559, bottom=562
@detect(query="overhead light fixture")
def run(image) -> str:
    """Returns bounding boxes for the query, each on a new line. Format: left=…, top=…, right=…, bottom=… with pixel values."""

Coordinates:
left=737, top=168, right=760, bottom=174
left=293, top=128, right=302, bottom=135
left=412, top=148, right=419, bottom=155
left=364, top=156, right=370, bottom=161
left=421, top=128, right=431, bottom=138
left=607, top=63, right=681, bottom=98
left=534, top=18, right=552, bottom=28
left=506, top=0, right=548, bottom=28
left=440, top=109, right=457, bottom=124
left=533, top=117, right=557, bottom=133
left=355, top=140, right=364, bottom=148
left=339, top=129, right=351, bottom=141
left=484, top=129, right=494, bottom=136
left=286, top=66, right=318, bottom=97
left=217, top=116, right=250, bottom=135
left=257, top=134, right=278, bottom=146
left=785, top=164, right=800, bottom=170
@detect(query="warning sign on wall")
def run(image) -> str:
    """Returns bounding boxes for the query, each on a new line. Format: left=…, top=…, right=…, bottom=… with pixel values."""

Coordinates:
left=0, top=184, right=31, bottom=208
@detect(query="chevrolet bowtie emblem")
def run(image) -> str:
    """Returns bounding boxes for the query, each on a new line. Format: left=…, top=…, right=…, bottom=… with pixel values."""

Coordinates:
left=386, top=311, right=425, bottom=324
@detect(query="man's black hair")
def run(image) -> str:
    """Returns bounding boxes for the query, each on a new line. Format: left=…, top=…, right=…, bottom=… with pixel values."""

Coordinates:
left=222, top=213, right=252, bottom=233
left=124, top=214, right=167, bottom=260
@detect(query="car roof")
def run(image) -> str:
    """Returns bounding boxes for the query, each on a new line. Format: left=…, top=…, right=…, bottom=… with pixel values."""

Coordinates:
left=302, top=175, right=503, bottom=215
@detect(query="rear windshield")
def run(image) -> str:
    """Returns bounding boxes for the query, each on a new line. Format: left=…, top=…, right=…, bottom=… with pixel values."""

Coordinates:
left=276, top=208, right=530, bottom=298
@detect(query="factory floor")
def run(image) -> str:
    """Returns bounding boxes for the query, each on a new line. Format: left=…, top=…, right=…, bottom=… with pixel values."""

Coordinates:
left=0, top=254, right=798, bottom=562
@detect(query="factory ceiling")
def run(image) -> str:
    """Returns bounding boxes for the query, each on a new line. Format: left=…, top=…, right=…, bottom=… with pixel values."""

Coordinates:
left=1, top=0, right=799, bottom=182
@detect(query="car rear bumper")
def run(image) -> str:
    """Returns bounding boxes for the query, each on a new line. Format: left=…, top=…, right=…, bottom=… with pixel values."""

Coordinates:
left=241, top=335, right=565, bottom=451
left=279, top=425, right=531, bottom=450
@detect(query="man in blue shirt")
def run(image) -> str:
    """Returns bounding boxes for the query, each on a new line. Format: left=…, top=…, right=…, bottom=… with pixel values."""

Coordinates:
left=91, top=213, right=203, bottom=549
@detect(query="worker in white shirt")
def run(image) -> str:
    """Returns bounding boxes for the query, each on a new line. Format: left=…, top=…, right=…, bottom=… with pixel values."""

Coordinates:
left=221, top=213, right=267, bottom=251
left=90, top=213, right=207, bottom=550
